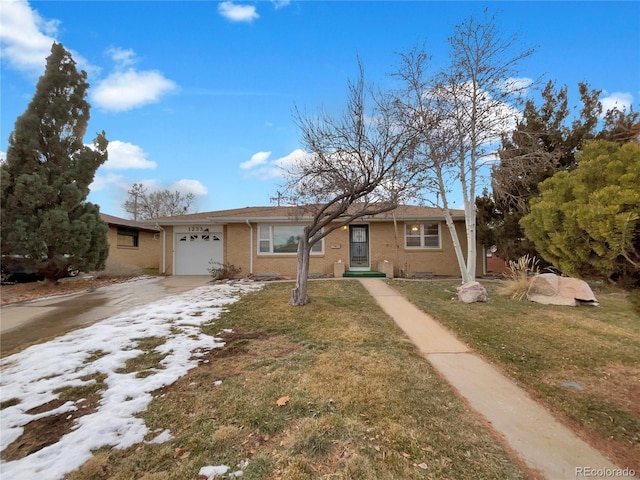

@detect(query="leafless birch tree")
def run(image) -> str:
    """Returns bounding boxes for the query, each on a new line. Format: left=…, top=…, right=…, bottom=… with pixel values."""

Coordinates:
left=392, top=13, right=535, bottom=283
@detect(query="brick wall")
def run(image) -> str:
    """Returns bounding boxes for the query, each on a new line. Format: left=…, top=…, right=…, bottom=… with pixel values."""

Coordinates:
left=225, top=221, right=482, bottom=278
left=105, top=226, right=160, bottom=270
left=161, top=220, right=483, bottom=278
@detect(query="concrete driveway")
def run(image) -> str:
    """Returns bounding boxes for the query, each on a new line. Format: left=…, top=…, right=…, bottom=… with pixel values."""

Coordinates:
left=0, top=276, right=212, bottom=355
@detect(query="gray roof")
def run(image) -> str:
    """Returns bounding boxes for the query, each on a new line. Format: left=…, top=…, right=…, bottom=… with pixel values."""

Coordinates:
left=100, top=213, right=161, bottom=232
left=144, top=205, right=465, bottom=226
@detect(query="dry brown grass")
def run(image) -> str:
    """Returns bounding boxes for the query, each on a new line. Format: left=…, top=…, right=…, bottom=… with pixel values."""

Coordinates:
left=63, top=281, right=529, bottom=480
left=392, top=278, right=640, bottom=473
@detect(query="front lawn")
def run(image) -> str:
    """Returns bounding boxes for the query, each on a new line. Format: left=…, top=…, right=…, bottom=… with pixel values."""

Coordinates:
left=64, top=280, right=529, bottom=479
left=390, top=279, right=640, bottom=472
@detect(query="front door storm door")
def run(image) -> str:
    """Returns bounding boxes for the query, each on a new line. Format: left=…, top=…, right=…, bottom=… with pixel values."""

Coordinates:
left=349, top=225, right=370, bottom=269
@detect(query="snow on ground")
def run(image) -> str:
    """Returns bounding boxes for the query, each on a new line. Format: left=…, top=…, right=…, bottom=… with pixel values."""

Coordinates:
left=0, top=281, right=263, bottom=480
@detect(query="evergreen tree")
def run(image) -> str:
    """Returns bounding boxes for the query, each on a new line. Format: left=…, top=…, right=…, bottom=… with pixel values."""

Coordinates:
left=478, top=81, right=638, bottom=262
left=1, top=43, right=109, bottom=282
left=520, top=140, right=640, bottom=284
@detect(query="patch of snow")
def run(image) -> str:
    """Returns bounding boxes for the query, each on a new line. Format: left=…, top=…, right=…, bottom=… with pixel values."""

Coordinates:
left=0, top=282, right=262, bottom=480
left=199, top=464, right=230, bottom=479
left=147, top=429, right=173, bottom=444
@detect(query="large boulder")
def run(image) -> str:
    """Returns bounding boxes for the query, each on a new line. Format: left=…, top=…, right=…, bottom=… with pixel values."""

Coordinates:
left=457, top=281, right=488, bottom=303
left=527, top=273, right=598, bottom=306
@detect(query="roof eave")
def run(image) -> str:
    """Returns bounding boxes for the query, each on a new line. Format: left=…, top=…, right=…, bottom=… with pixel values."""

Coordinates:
left=145, top=214, right=465, bottom=225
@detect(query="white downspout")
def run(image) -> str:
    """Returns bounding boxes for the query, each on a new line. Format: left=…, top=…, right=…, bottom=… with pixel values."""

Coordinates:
left=246, top=220, right=253, bottom=275
left=156, top=224, right=166, bottom=274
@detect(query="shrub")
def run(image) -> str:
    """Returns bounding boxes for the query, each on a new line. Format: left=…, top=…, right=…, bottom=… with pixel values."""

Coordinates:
left=208, top=261, right=242, bottom=281
left=498, top=254, right=539, bottom=300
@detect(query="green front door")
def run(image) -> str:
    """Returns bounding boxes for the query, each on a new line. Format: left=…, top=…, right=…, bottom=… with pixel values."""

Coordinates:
left=349, top=225, right=370, bottom=269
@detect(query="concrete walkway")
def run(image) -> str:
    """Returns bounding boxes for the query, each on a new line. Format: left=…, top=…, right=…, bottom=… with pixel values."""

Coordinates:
left=359, top=278, right=627, bottom=480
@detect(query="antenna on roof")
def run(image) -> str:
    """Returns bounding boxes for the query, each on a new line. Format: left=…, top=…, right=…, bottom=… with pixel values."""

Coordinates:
left=270, top=190, right=285, bottom=207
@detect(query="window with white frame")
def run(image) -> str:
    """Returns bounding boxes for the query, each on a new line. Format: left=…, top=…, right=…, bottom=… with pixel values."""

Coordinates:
left=258, top=225, right=323, bottom=254
left=404, top=222, right=440, bottom=249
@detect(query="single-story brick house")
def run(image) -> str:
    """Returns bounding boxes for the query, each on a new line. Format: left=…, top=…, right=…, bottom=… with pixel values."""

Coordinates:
left=145, top=205, right=485, bottom=279
left=100, top=213, right=161, bottom=271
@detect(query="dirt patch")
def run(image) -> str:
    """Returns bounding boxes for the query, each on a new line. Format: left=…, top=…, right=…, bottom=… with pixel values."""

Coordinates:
left=1, top=276, right=135, bottom=306
left=184, top=330, right=300, bottom=385
left=2, top=393, right=101, bottom=461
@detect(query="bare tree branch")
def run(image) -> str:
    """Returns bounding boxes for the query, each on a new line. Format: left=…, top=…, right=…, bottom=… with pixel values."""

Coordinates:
left=391, top=12, right=535, bottom=284
left=282, top=60, right=420, bottom=305
left=123, top=184, right=196, bottom=220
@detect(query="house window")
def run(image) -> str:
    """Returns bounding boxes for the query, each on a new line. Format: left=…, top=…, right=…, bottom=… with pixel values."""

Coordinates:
left=258, top=225, right=323, bottom=254
left=405, top=223, right=440, bottom=249
left=117, top=228, right=139, bottom=247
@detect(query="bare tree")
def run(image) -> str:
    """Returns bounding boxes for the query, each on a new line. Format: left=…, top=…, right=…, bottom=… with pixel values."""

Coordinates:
left=392, top=13, right=535, bottom=284
left=282, top=63, right=420, bottom=306
left=123, top=183, right=196, bottom=220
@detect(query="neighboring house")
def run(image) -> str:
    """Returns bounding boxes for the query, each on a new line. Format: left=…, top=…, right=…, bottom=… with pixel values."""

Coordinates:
left=485, top=248, right=510, bottom=276
left=146, top=205, right=485, bottom=278
left=100, top=213, right=161, bottom=271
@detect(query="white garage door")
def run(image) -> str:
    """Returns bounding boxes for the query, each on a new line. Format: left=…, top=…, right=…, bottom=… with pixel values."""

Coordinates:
left=175, top=232, right=223, bottom=275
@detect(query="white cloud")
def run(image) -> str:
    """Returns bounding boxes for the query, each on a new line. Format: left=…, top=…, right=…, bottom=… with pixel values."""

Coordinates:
left=0, top=0, right=57, bottom=75
left=501, top=77, right=533, bottom=95
left=272, top=0, right=291, bottom=9
left=92, top=68, right=177, bottom=112
left=91, top=175, right=207, bottom=202
left=218, top=1, right=259, bottom=22
left=104, top=141, right=158, bottom=170
left=0, top=150, right=7, bottom=164
left=240, top=151, right=271, bottom=170
left=242, top=149, right=311, bottom=180
left=106, top=46, right=136, bottom=67
left=600, top=91, right=634, bottom=114
left=0, top=0, right=95, bottom=77
left=171, top=179, right=208, bottom=196
left=2, top=3, right=175, bottom=109
left=273, top=149, right=310, bottom=170
left=89, top=172, right=127, bottom=192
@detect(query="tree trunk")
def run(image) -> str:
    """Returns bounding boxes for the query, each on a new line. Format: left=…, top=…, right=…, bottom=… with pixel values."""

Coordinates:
left=442, top=209, right=472, bottom=284
left=39, top=254, right=68, bottom=284
left=464, top=199, right=477, bottom=283
left=290, top=236, right=311, bottom=306
left=436, top=166, right=472, bottom=284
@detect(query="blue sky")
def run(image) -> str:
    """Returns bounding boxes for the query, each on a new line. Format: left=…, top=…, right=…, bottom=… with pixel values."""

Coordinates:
left=1, top=0, right=639, bottom=218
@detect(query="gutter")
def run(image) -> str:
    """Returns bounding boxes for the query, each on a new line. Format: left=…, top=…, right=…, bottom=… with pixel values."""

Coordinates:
left=245, top=220, right=253, bottom=275
left=155, top=223, right=166, bottom=274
